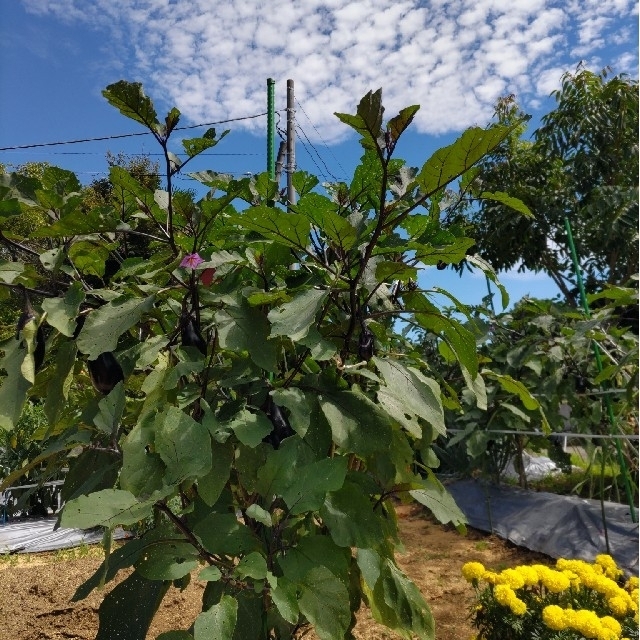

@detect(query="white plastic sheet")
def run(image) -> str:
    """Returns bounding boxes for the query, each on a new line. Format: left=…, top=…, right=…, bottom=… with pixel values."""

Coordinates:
left=0, top=517, right=129, bottom=553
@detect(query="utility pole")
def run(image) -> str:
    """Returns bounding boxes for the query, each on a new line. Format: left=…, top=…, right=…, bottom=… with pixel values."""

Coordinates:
left=286, top=79, right=296, bottom=211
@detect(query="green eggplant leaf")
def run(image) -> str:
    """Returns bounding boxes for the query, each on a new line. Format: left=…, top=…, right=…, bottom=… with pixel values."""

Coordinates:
left=298, top=566, right=351, bottom=640
left=403, top=291, right=478, bottom=377
left=320, top=481, right=385, bottom=548
left=216, top=299, right=277, bottom=372
left=409, top=471, right=467, bottom=531
left=193, top=595, right=237, bottom=640
left=193, top=513, right=261, bottom=556
left=136, top=541, right=199, bottom=580
left=60, top=488, right=158, bottom=529
left=198, top=439, right=233, bottom=506
left=0, top=337, right=33, bottom=430
left=227, top=408, right=273, bottom=448
left=318, top=388, right=392, bottom=456
left=258, top=447, right=347, bottom=515
left=182, top=128, right=229, bottom=157
left=103, top=81, right=160, bottom=130
left=268, top=288, right=329, bottom=343
left=93, top=381, right=126, bottom=434
left=295, top=192, right=359, bottom=251
left=234, top=552, right=268, bottom=580
left=480, top=190, right=533, bottom=217
left=373, top=357, right=445, bottom=437
left=76, top=294, right=156, bottom=359
left=155, top=407, right=212, bottom=484
left=120, top=417, right=166, bottom=498
left=0, top=261, right=26, bottom=284
left=231, top=205, right=310, bottom=249
left=31, top=206, right=120, bottom=238
left=365, top=555, right=435, bottom=640
left=41, top=282, right=85, bottom=337
left=416, top=125, right=512, bottom=196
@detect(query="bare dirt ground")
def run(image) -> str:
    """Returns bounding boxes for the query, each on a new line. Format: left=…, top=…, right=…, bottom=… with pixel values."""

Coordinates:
left=0, top=504, right=553, bottom=640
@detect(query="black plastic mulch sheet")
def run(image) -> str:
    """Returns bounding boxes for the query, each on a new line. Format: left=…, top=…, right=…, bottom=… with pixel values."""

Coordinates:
left=446, top=479, right=639, bottom=576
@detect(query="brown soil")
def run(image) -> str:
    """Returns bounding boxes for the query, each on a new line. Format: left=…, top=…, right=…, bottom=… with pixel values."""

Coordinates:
left=0, top=505, right=553, bottom=640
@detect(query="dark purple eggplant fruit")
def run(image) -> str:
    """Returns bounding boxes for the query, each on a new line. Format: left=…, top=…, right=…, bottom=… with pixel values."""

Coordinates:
left=181, top=315, right=207, bottom=355
left=436, top=260, right=447, bottom=270
left=33, top=326, right=45, bottom=372
left=262, top=396, right=294, bottom=449
left=88, top=352, right=124, bottom=394
left=358, top=324, right=375, bottom=361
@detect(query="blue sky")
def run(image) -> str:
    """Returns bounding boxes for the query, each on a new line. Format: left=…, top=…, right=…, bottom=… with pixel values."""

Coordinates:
left=1, top=0, right=637, bottom=311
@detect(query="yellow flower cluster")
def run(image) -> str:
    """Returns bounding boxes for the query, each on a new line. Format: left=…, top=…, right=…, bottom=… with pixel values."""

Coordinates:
left=462, top=554, right=639, bottom=639
left=494, top=584, right=527, bottom=616
left=461, top=560, right=573, bottom=594
left=556, top=557, right=638, bottom=617
left=542, top=605, right=623, bottom=639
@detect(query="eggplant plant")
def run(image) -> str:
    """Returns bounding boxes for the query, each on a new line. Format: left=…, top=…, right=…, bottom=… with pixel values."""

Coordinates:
left=0, top=81, right=530, bottom=639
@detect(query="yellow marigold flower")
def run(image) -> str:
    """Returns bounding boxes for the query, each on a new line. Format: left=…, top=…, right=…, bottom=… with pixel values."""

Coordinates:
left=572, top=609, right=604, bottom=638
left=595, top=555, right=623, bottom=580
left=482, top=570, right=500, bottom=585
left=629, top=589, right=638, bottom=611
left=543, top=604, right=568, bottom=631
left=517, top=565, right=539, bottom=587
left=557, top=558, right=599, bottom=587
left=539, top=566, right=571, bottom=593
left=624, top=576, right=639, bottom=591
left=562, top=569, right=581, bottom=589
left=500, top=567, right=525, bottom=590
left=509, top=597, right=527, bottom=616
left=593, top=574, right=623, bottom=600
left=494, top=584, right=515, bottom=607
left=600, top=615, right=622, bottom=635
left=607, top=595, right=628, bottom=616
left=462, top=561, right=486, bottom=583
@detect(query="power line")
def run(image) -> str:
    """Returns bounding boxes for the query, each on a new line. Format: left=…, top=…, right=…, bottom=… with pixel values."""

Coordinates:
left=0, top=111, right=271, bottom=152
left=0, top=151, right=260, bottom=156
left=295, top=97, right=350, bottom=182
left=296, top=124, right=331, bottom=182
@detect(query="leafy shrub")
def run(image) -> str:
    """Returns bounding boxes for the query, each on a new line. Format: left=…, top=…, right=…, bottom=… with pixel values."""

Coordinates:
left=0, top=81, right=538, bottom=639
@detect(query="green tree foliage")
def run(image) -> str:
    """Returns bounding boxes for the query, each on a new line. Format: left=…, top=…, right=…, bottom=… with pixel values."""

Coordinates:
left=81, top=151, right=161, bottom=211
left=0, top=81, right=530, bottom=639
left=434, top=291, right=638, bottom=501
left=470, top=67, right=639, bottom=303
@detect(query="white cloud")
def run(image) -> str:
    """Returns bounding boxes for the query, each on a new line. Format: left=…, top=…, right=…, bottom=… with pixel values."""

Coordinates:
left=21, top=0, right=638, bottom=143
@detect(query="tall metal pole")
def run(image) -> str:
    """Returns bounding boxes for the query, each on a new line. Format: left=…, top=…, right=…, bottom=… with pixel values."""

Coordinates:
left=267, top=78, right=276, bottom=180
left=286, top=79, right=296, bottom=211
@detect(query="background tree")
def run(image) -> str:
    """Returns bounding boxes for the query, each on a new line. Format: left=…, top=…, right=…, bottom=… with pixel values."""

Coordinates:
left=432, top=293, right=638, bottom=500
left=470, top=67, right=638, bottom=303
